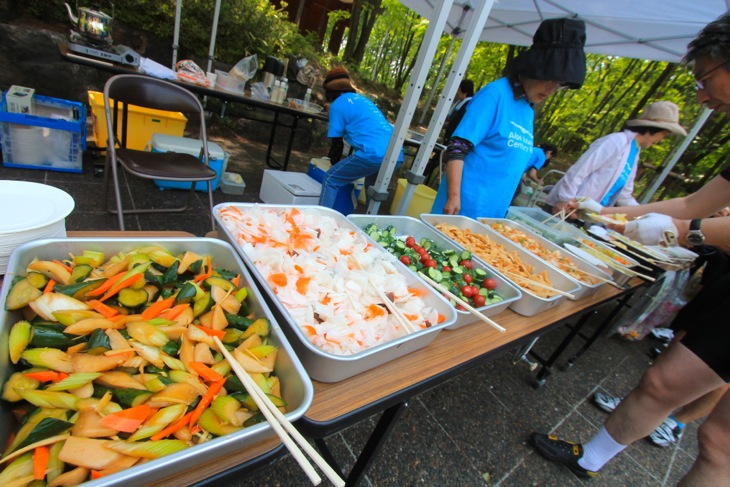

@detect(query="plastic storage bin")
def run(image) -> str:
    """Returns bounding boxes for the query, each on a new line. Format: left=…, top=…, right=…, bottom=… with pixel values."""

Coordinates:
left=220, top=171, right=246, bottom=195
left=307, top=157, right=363, bottom=214
left=259, top=170, right=321, bottom=205
left=215, top=70, right=246, bottom=94
left=390, top=178, right=437, bottom=218
left=148, top=134, right=228, bottom=191
left=0, top=92, right=86, bottom=173
left=88, top=91, right=187, bottom=150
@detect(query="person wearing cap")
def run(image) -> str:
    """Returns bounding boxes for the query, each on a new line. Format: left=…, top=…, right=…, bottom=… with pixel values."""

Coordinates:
left=546, top=100, right=687, bottom=215
left=431, top=17, right=587, bottom=219
left=318, top=67, right=403, bottom=212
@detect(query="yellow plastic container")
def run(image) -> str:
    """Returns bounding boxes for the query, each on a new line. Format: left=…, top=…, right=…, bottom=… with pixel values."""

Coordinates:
left=87, top=91, right=187, bottom=150
left=390, top=178, right=437, bottom=218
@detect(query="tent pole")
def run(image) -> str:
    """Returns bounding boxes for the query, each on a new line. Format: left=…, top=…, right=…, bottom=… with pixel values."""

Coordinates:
left=640, top=106, right=713, bottom=203
left=394, top=0, right=496, bottom=217
left=206, top=0, right=223, bottom=74
left=172, top=0, right=183, bottom=68
left=364, top=0, right=456, bottom=215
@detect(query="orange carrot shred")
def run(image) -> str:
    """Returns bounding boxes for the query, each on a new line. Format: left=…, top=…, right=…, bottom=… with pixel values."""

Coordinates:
left=33, top=445, right=50, bottom=480
left=189, top=380, right=225, bottom=427
left=188, top=361, right=224, bottom=382
left=42, top=279, right=56, bottom=294
left=150, top=411, right=194, bottom=441
left=99, top=272, right=144, bottom=302
left=194, top=325, right=225, bottom=339
left=231, top=274, right=241, bottom=288
left=141, top=296, right=176, bottom=321
left=86, top=271, right=126, bottom=297
left=295, top=277, right=310, bottom=295
left=158, top=303, right=190, bottom=321
left=87, top=299, right=119, bottom=318
left=24, top=371, right=61, bottom=382
left=99, top=404, right=153, bottom=433
left=53, top=259, right=73, bottom=273
left=270, top=273, right=287, bottom=287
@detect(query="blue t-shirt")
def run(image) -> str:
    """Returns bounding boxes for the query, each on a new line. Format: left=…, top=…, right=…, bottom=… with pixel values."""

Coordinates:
left=432, top=77, right=536, bottom=218
left=327, top=93, right=394, bottom=163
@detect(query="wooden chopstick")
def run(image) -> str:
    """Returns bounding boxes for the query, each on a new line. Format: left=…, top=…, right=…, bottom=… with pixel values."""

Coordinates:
left=542, top=210, right=562, bottom=224
left=500, top=270, right=576, bottom=299
left=418, top=272, right=505, bottom=333
left=570, top=267, right=622, bottom=289
left=554, top=208, right=577, bottom=226
left=349, top=256, right=419, bottom=334
left=212, top=336, right=345, bottom=487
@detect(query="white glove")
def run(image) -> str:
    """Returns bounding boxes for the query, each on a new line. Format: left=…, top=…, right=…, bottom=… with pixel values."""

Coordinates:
left=624, top=213, right=678, bottom=245
left=577, top=197, right=603, bottom=214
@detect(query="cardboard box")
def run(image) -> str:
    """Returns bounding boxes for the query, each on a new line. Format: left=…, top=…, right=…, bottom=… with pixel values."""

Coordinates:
left=6, top=86, right=34, bottom=114
left=259, top=170, right=321, bottom=205
left=149, top=134, right=228, bottom=191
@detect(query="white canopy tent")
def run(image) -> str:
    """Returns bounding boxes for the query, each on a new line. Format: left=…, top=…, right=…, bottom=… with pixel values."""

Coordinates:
left=369, top=0, right=729, bottom=216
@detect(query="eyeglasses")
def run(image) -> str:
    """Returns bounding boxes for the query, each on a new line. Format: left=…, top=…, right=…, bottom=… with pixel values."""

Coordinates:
left=695, top=63, right=725, bottom=90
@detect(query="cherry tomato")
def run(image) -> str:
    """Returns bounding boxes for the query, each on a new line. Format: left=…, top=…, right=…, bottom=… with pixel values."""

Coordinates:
left=460, top=285, right=474, bottom=297
left=405, top=236, right=416, bottom=248
left=399, top=255, right=411, bottom=265
left=442, top=265, right=452, bottom=272
left=419, top=253, right=431, bottom=263
left=424, top=259, right=437, bottom=268
left=413, top=245, right=423, bottom=254
left=472, top=294, right=486, bottom=307
left=460, top=260, right=473, bottom=269
left=471, top=286, right=480, bottom=296
left=483, top=278, right=497, bottom=290
left=463, top=273, right=473, bottom=284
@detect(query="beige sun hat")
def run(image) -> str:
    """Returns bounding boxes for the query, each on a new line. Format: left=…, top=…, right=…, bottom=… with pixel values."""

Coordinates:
left=626, top=101, right=687, bottom=136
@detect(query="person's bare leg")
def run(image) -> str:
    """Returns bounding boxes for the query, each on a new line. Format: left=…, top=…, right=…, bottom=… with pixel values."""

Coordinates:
left=674, top=383, right=730, bottom=424
left=606, top=343, right=725, bottom=445
left=677, top=388, right=730, bottom=486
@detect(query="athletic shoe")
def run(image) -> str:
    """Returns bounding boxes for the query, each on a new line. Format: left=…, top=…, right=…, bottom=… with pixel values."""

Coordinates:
left=531, top=433, right=598, bottom=479
left=649, top=417, right=684, bottom=448
left=593, top=392, right=622, bottom=413
left=650, top=327, right=674, bottom=342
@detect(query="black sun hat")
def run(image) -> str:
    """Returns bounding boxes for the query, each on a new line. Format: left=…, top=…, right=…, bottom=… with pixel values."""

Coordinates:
left=509, top=18, right=587, bottom=89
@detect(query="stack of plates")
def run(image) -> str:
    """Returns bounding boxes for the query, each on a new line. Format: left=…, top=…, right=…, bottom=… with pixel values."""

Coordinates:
left=0, top=181, right=75, bottom=274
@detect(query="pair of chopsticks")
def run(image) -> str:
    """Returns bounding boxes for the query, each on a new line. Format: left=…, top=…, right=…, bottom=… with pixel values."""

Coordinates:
left=213, top=336, right=345, bottom=487
left=500, top=270, right=576, bottom=299
left=417, top=271, right=505, bottom=333
left=570, top=267, right=623, bottom=289
left=349, top=256, right=419, bottom=334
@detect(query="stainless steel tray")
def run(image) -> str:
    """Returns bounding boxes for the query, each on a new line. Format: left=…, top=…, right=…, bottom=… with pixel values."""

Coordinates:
left=506, top=206, right=585, bottom=245
left=479, top=218, right=614, bottom=300
left=420, top=214, right=582, bottom=316
left=0, top=238, right=313, bottom=487
left=347, top=215, right=522, bottom=329
left=214, top=203, right=457, bottom=382
left=567, top=234, right=643, bottom=286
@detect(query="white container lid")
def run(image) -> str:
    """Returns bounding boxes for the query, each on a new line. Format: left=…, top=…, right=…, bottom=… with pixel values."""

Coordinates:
left=149, top=134, right=226, bottom=161
left=265, top=170, right=321, bottom=196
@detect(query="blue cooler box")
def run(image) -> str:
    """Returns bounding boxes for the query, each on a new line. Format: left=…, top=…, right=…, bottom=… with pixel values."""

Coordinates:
left=307, top=157, right=363, bottom=215
left=150, top=134, right=228, bottom=191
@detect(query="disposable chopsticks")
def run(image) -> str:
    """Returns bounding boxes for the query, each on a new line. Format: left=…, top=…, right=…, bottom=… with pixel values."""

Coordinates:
left=212, top=336, right=345, bottom=487
left=418, top=271, right=505, bottom=333
left=500, top=270, right=576, bottom=299
left=570, top=267, right=623, bottom=289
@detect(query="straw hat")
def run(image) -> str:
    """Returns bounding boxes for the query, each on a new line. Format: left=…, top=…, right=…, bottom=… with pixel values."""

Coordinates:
left=626, top=101, right=687, bottom=136
left=323, top=67, right=356, bottom=92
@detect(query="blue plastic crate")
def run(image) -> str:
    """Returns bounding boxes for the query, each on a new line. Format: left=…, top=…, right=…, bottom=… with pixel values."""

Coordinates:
left=0, top=92, right=86, bottom=173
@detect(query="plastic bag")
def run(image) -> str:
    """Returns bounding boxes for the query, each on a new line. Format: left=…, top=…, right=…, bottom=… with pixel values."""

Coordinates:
left=250, top=82, right=270, bottom=100
left=296, top=64, right=320, bottom=87
left=176, top=60, right=209, bottom=87
left=230, top=54, right=258, bottom=81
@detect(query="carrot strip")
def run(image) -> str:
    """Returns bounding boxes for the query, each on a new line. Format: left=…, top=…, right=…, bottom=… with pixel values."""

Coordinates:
left=189, top=379, right=225, bottom=427
left=90, top=470, right=106, bottom=480
left=231, top=274, right=241, bottom=288
left=159, top=303, right=190, bottom=321
left=99, top=404, right=153, bottom=433
left=188, top=361, right=224, bottom=382
left=24, top=371, right=61, bottom=382
left=53, top=260, right=73, bottom=273
left=87, top=299, right=119, bottom=318
left=141, top=296, right=176, bottom=321
left=42, top=279, right=56, bottom=294
left=193, top=256, right=213, bottom=283
left=52, top=372, right=69, bottom=383
left=270, top=272, right=287, bottom=286
left=33, top=445, right=50, bottom=480
left=194, top=325, right=225, bottom=339
left=150, top=411, right=194, bottom=441
left=99, top=272, right=144, bottom=302
left=296, top=277, right=310, bottom=295
left=86, top=271, right=126, bottom=297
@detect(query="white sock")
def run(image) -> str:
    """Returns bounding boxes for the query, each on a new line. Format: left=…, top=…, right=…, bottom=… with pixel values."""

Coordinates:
left=578, top=426, right=627, bottom=472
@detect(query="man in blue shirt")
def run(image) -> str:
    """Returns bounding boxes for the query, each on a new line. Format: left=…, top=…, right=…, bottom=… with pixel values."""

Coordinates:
left=318, top=67, right=403, bottom=212
left=431, top=18, right=587, bottom=219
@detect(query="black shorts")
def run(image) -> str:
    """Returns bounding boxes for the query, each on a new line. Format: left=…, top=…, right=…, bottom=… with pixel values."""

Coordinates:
left=673, top=272, right=730, bottom=382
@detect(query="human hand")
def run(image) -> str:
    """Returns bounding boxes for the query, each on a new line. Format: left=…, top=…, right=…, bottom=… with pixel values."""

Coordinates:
left=576, top=197, right=603, bottom=214
left=442, top=196, right=460, bottom=215
left=552, top=201, right=571, bottom=215
left=624, top=213, right=679, bottom=245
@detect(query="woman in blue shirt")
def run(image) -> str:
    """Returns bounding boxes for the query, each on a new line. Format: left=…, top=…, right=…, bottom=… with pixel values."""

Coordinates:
left=432, top=18, right=587, bottom=219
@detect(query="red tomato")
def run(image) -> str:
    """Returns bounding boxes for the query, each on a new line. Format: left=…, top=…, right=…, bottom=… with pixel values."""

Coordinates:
left=463, top=273, right=473, bottom=284
left=483, top=278, right=497, bottom=290
left=442, top=265, right=452, bottom=272
left=460, top=285, right=474, bottom=297
left=472, top=294, right=486, bottom=307
left=399, top=255, right=411, bottom=265
left=460, top=260, right=473, bottom=269
left=419, top=253, right=430, bottom=263
left=413, top=245, right=423, bottom=253
left=405, top=236, right=416, bottom=248
left=471, top=286, right=480, bottom=296
left=424, top=259, right=437, bottom=268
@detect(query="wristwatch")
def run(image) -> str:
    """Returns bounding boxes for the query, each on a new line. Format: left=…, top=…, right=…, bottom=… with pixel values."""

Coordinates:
left=686, top=219, right=705, bottom=246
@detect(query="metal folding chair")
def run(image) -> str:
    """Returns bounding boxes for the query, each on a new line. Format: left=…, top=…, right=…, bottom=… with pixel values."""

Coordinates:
left=102, top=74, right=217, bottom=231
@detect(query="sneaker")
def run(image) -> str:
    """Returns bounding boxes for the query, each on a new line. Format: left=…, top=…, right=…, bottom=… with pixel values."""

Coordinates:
left=593, top=393, right=622, bottom=413
left=650, top=327, right=674, bottom=342
left=649, top=417, right=684, bottom=448
left=531, top=433, right=597, bottom=479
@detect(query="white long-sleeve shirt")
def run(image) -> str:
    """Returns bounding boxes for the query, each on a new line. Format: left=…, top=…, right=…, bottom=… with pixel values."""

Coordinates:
left=546, top=130, right=640, bottom=207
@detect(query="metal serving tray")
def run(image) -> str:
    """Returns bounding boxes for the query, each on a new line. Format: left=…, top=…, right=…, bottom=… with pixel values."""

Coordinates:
left=506, top=206, right=585, bottom=245
left=214, top=203, right=457, bottom=382
left=420, top=214, right=582, bottom=316
left=0, top=238, right=313, bottom=487
left=479, top=218, right=614, bottom=300
left=567, top=234, right=643, bottom=286
left=347, top=214, right=522, bottom=329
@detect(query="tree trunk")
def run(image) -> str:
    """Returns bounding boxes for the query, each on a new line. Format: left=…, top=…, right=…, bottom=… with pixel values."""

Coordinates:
left=343, top=0, right=363, bottom=62
left=352, top=0, right=384, bottom=67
